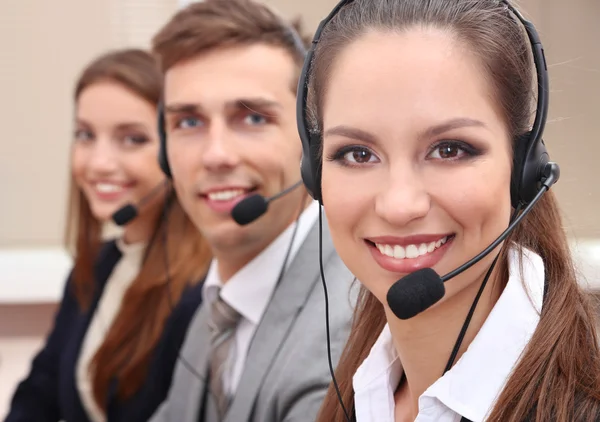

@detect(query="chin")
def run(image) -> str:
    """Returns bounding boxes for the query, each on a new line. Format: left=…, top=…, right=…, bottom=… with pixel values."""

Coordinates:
left=89, top=204, right=123, bottom=223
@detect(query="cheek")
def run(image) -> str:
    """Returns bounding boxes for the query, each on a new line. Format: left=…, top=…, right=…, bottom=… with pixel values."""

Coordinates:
left=436, top=162, right=512, bottom=241
left=123, top=146, right=165, bottom=194
left=250, top=134, right=302, bottom=185
left=321, top=165, right=370, bottom=254
left=71, top=146, right=87, bottom=185
left=167, top=141, right=196, bottom=185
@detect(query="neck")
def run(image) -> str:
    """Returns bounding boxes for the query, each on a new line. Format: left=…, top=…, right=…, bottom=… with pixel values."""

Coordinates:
left=122, top=203, right=162, bottom=245
left=387, top=261, right=504, bottom=418
left=216, top=191, right=311, bottom=283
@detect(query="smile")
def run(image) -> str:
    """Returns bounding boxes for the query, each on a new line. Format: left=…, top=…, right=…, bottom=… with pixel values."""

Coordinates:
left=94, top=182, right=126, bottom=193
left=375, top=236, right=449, bottom=259
left=365, top=234, right=455, bottom=274
left=206, top=188, right=247, bottom=202
left=200, top=186, right=258, bottom=214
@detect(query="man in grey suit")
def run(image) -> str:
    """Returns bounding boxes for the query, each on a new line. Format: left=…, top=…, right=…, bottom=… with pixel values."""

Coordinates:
left=148, top=1, right=355, bottom=421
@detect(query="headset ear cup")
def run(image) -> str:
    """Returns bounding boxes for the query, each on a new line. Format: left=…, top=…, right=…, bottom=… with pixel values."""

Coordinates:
left=510, top=132, right=529, bottom=208
left=309, top=137, right=323, bottom=202
left=301, top=151, right=316, bottom=199
left=157, top=106, right=172, bottom=178
left=511, top=131, right=550, bottom=207
left=300, top=133, right=323, bottom=202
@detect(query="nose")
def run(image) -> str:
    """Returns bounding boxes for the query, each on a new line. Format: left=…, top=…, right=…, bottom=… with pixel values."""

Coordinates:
left=201, top=122, right=240, bottom=172
left=374, top=164, right=431, bottom=227
left=87, top=138, right=119, bottom=175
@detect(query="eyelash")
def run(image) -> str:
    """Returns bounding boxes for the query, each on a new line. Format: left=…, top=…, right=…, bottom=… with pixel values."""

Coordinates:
left=429, top=140, right=480, bottom=160
left=72, top=130, right=148, bottom=146
left=123, top=134, right=149, bottom=146
left=172, top=112, right=272, bottom=131
left=173, top=115, right=203, bottom=130
left=74, top=129, right=93, bottom=142
left=326, top=140, right=481, bottom=167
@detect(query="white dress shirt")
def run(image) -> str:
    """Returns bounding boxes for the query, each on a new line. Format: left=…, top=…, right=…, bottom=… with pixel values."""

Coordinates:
left=76, top=238, right=146, bottom=422
left=202, top=200, right=321, bottom=397
left=353, top=246, right=546, bottom=422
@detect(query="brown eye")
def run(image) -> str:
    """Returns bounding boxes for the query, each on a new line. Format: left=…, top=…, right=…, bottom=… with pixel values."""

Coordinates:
left=350, top=149, right=373, bottom=163
left=123, top=134, right=149, bottom=146
left=74, top=129, right=93, bottom=142
left=428, top=141, right=473, bottom=161
left=437, top=144, right=459, bottom=159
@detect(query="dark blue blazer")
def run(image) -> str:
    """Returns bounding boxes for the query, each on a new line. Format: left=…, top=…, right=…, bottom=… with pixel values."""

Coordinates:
left=5, top=240, right=205, bottom=422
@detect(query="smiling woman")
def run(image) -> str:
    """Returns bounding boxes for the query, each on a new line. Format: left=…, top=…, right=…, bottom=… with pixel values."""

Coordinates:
left=301, top=0, right=600, bottom=421
left=5, top=49, right=212, bottom=422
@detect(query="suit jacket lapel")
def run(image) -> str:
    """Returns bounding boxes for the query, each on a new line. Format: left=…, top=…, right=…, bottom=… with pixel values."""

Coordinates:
left=177, top=305, right=213, bottom=422
left=225, top=217, right=337, bottom=422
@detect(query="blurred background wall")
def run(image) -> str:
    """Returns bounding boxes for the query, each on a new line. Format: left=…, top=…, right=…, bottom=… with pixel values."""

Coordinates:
left=0, top=0, right=598, bottom=417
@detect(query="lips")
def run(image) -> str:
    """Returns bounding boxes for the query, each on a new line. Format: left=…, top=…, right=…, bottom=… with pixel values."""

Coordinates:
left=374, top=236, right=450, bottom=259
left=90, top=181, right=133, bottom=201
left=95, top=182, right=126, bottom=194
left=365, top=234, right=456, bottom=274
left=206, top=188, right=248, bottom=202
left=200, top=186, right=257, bottom=214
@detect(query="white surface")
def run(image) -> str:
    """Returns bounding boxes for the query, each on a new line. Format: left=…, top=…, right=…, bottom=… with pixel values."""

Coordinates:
left=178, top=0, right=202, bottom=8
left=571, top=239, right=600, bottom=289
left=0, top=247, right=72, bottom=303
left=0, top=239, right=599, bottom=304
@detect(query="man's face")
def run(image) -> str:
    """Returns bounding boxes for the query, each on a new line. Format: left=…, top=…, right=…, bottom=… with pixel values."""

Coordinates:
left=164, top=43, right=304, bottom=264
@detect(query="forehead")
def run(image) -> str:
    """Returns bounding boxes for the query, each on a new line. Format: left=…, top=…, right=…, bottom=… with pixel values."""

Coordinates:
left=77, top=81, right=154, bottom=122
left=323, top=28, right=504, bottom=135
left=164, top=43, right=297, bottom=107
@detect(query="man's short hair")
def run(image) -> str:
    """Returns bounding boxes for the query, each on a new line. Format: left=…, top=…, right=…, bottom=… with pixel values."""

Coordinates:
left=152, top=0, right=311, bottom=89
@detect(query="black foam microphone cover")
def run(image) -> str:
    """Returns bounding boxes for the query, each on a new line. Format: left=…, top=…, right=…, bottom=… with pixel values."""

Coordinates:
left=231, top=194, right=269, bottom=226
left=386, top=268, right=445, bottom=320
left=112, top=204, right=138, bottom=226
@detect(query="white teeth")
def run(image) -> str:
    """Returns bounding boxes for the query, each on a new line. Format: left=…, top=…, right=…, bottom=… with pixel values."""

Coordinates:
left=384, top=245, right=393, bottom=257
left=393, top=245, right=405, bottom=259
left=406, top=244, right=419, bottom=259
left=95, top=183, right=124, bottom=193
left=207, top=189, right=245, bottom=201
left=375, top=236, right=449, bottom=260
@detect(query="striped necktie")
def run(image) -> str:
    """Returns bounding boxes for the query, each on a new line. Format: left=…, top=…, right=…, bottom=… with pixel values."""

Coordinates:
left=207, top=293, right=242, bottom=421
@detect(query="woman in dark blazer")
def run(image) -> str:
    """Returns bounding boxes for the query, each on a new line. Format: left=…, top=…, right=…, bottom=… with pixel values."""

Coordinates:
left=5, top=49, right=211, bottom=422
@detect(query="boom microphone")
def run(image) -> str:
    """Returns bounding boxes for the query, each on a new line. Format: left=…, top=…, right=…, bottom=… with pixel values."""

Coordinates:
left=231, top=181, right=303, bottom=226
left=386, top=162, right=560, bottom=320
left=111, top=180, right=168, bottom=226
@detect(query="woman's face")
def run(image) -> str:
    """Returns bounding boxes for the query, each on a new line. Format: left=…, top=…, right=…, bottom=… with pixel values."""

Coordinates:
left=72, top=81, right=164, bottom=223
left=320, top=28, right=513, bottom=311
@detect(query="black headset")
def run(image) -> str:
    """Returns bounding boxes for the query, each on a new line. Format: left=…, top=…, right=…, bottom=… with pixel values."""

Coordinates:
left=157, top=103, right=172, bottom=178
left=297, top=0, right=550, bottom=211
left=157, top=24, right=308, bottom=180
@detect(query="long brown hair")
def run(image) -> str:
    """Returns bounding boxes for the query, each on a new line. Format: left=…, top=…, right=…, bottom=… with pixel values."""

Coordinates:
left=64, top=49, right=211, bottom=409
left=309, top=1, right=600, bottom=421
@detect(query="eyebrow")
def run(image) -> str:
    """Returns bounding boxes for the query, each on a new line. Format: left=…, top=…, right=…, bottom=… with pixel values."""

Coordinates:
left=420, top=118, right=486, bottom=140
left=74, top=119, right=147, bottom=132
left=324, top=117, right=487, bottom=144
left=164, top=98, right=282, bottom=115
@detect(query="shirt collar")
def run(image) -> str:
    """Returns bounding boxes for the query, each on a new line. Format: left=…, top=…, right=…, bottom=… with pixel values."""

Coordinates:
left=203, top=200, right=320, bottom=325
left=115, top=237, right=147, bottom=258
left=353, top=246, right=546, bottom=422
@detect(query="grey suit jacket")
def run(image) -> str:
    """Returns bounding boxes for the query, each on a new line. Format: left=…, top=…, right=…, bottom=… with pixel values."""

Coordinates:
left=149, top=217, right=355, bottom=422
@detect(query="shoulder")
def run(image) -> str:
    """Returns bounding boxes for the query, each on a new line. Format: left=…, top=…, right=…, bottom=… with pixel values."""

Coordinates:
left=95, top=239, right=122, bottom=268
left=162, top=276, right=206, bottom=336
left=89, top=239, right=123, bottom=288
